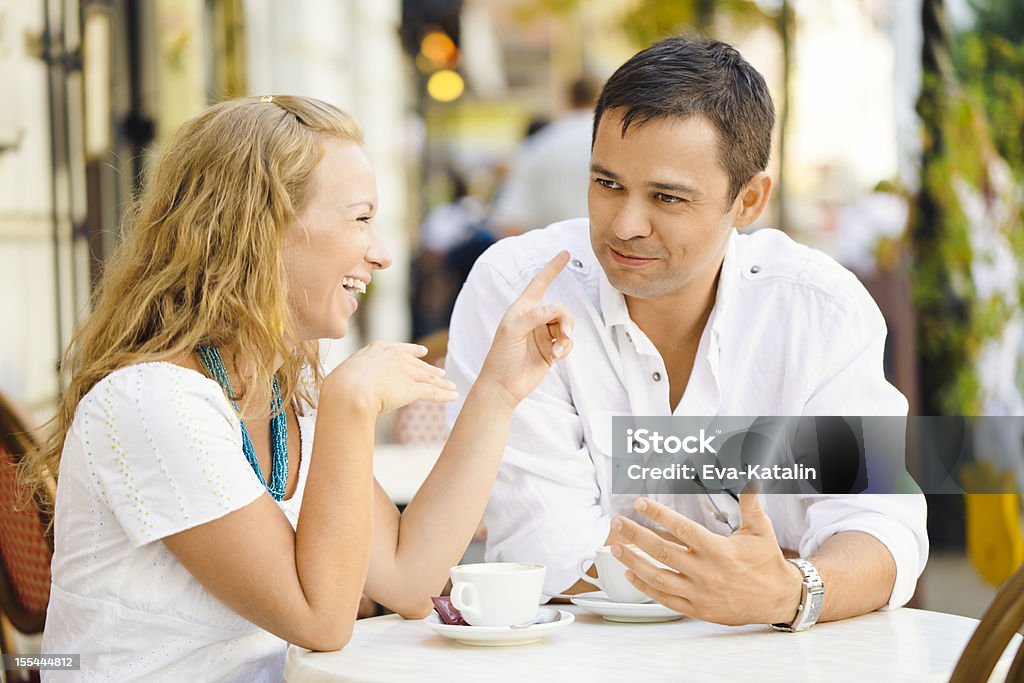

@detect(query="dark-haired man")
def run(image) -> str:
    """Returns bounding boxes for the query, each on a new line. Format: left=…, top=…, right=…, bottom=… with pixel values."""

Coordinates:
left=446, top=35, right=927, bottom=629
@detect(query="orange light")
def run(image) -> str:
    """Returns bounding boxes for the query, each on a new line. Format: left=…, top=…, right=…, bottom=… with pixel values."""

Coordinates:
left=420, top=30, right=458, bottom=68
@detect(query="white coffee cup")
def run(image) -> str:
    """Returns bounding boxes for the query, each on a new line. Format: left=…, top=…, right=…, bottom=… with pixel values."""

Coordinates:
left=449, top=563, right=546, bottom=627
left=576, top=545, right=666, bottom=603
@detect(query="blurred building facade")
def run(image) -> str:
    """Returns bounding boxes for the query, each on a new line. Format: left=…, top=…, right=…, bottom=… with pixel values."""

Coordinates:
left=0, top=0, right=409, bottom=416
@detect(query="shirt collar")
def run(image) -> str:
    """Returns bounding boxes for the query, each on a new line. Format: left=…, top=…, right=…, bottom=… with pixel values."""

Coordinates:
left=707, top=228, right=739, bottom=344
left=598, top=266, right=632, bottom=331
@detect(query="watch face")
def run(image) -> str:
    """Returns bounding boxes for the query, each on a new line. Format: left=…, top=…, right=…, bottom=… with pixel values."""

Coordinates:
left=805, top=594, right=824, bottom=624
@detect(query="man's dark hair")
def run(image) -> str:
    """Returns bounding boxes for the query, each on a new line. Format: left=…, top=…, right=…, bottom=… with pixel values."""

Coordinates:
left=593, top=34, right=775, bottom=203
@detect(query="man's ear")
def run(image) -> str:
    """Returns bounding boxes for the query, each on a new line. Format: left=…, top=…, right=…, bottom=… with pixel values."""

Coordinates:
left=732, top=172, right=773, bottom=228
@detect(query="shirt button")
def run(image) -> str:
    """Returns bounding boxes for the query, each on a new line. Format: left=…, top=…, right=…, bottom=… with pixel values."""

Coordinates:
left=625, top=332, right=632, bottom=343
left=572, top=258, right=584, bottom=269
left=652, top=371, right=662, bottom=382
left=750, top=265, right=761, bottom=274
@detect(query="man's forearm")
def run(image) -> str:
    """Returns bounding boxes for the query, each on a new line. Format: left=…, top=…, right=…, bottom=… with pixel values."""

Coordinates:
left=805, top=530, right=897, bottom=623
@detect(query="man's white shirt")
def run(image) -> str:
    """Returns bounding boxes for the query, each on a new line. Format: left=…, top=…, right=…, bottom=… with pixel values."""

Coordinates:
left=446, top=218, right=928, bottom=605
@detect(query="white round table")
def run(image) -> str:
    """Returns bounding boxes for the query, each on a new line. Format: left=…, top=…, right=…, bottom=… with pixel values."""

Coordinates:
left=285, top=606, right=1017, bottom=683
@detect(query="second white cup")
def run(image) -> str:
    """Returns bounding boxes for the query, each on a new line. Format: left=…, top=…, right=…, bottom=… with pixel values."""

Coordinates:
left=576, top=545, right=667, bottom=603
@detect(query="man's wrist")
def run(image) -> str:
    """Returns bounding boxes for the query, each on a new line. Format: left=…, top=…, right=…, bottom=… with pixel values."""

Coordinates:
left=771, top=558, right=826, bottom=631
left=770, top=556, right=805, bottom=624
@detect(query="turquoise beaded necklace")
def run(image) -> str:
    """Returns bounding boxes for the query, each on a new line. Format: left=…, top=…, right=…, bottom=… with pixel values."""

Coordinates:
left=195, top=345, right=289, bottom=501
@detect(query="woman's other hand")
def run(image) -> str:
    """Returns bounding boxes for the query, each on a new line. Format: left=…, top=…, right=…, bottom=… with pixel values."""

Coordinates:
left=325, top=342, right=458, bottom=415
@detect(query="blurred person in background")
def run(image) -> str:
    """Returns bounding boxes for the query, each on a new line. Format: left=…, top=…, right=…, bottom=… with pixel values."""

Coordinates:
left=412, top=168, right=493, bottom=338
left=491, top=76, right=602, bottom=237
left=22, top=95, right=574, bottom=681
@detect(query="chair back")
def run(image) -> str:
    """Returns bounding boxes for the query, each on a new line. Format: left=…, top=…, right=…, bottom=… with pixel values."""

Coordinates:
left=949, top=559, right=1024, bottom=683
left=0, top=392, right=52, bottom=635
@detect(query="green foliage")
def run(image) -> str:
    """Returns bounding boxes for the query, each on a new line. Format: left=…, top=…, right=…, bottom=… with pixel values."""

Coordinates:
left=522, top=0, right=771, bottom=45
left=912, top=89, right=978, bottom=414
left=913, top=6, right=1024, bottom=415
left=968, top=0, right=1024, bottom=43
left=957, top=37, right=1024, bottom=170
left=617, top=0, right=770, bottom=45
left=515, top=0, right=578, bottom=23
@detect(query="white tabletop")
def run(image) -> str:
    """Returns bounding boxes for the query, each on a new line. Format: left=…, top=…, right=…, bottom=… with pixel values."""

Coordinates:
left=285, top=606, right=1017, bottom=683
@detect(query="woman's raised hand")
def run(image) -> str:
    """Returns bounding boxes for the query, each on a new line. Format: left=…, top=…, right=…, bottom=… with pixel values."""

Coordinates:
left=325, top=342, right=459, bottom=415
left=478, top=251, right=574, bottom=407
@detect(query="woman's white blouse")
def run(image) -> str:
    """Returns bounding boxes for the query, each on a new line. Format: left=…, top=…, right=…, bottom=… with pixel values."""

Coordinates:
left=42, top=362, right=315, bottom=681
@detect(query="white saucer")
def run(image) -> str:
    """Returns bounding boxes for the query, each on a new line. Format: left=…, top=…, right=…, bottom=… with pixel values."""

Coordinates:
left=570, top=591, right=684, bottom=623
left=424, top=608, right=574, bottom=646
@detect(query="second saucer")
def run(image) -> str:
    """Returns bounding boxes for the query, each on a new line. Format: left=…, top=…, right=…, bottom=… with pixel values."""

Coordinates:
left=570, top=591, right=685, bottom=623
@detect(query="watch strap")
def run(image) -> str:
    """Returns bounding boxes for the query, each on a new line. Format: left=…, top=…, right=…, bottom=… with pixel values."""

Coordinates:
left=771, top=558, right=825, bottom=632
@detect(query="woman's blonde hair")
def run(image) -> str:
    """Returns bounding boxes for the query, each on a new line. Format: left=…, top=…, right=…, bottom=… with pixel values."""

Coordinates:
left=20, top=95, right=363, bottom=508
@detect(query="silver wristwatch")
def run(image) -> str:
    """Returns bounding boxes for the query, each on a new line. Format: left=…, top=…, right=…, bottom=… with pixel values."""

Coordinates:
left=771, top=558, right=824, bottom=632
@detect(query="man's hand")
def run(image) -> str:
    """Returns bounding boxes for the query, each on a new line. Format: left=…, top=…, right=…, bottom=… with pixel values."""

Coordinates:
left=610, top=494, right=803, bottom=626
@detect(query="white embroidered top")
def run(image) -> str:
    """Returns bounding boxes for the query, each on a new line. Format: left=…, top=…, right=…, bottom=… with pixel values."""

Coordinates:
left=41, top=362, right=314, bottom=682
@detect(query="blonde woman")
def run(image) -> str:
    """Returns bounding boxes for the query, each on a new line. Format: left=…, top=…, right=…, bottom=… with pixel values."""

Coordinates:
left=24, top=96, right=573, bottom=681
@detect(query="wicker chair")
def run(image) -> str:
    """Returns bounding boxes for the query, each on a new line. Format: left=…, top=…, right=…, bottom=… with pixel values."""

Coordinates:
left=0, top=392, right=52, bottom=682
left=949, top=559, right=1024, bottom=683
